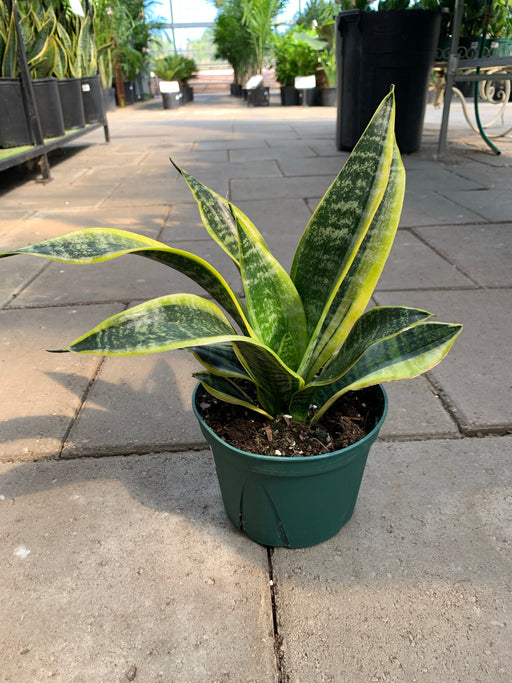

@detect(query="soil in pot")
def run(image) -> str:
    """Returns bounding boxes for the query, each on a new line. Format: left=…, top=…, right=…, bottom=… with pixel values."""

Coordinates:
left=196, top=384, right=380, bottom=457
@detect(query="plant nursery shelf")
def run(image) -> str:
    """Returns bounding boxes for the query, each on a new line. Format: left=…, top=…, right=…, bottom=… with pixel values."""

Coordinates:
left=0, top=122, right=108, bottom=180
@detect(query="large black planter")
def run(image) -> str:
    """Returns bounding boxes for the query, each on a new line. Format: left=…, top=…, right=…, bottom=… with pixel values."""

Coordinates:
left=0, top=78, right=34, bottom=147
left=336, top=9, right=441, bottom=153
left=33, top=78, right=65, bottom=138
left=57, top=78, right=85, bottom=130
left=182, top=85, right=194, bottom=103
left=321, top=86, right=337, bottom=107
left=280, top=86, right=301, bottom=106
left=81, top=75, right=104, bottom=123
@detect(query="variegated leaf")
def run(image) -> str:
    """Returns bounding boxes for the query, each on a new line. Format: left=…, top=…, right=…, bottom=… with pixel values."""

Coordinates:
left=298, top=140, right=406, bottom=379
left=291, top=89, right=396, bottom=345
left=236, top=215, right=307, bottom=369
left=290, top=321, right=462, bottom=422
left=68, top=294, right=240, bottom=355
left=190, top=344, right=250, bottom=379
left=194, top=372, right=271, bottom=419
left=232, top=339, right=304, bottom=416
left=316, top=306, right=433, bottom=384
left=171, top=160, right=266, bottom=266
left=0, top=228, right=250, bottom=332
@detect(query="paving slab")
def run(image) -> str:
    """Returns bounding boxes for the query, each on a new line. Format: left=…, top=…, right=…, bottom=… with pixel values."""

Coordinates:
left=8, top=255, right=209, bottom=308
left=0, top=256, right=47, bottom=309
left=229, top=143, right=318, bottom=162
left=374, top=289, right=512, bottom=434
left=61, top=351, right=204, bottom=458
left=0, top=451, right=276, bottom=681
left=448, top=160, right=512, bottom=190
left=277, top=155, right=346, bottom=177
left=379, top=376, right=459, bottom=441
left=0, top=305, right=122, bottom=462
left=399, top=189, right=485, bottom=227
left=231, top=175, right=332, bottom=202
left=377, top=229, right=476, bottom=291
left=273, top=436, right=512, bottom=683
left=0, top=206, right=167, bottom=250
left=414, top=223, right=512, bottom=288
left=439, top=188, right=512, bottom=223
left=403, top=163, right=486, bottom=191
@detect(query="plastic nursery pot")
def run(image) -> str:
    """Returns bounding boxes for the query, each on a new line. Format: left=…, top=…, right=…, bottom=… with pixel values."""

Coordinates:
left=57, top=78, right=85, bottom=130
left=0, top=78, right=34, bottom=147
left=193, top=384, right=388, bottom=548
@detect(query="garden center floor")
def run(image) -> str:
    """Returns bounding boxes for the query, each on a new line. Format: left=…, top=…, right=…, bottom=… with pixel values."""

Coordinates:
left=0, top=92, right=511, bottom=681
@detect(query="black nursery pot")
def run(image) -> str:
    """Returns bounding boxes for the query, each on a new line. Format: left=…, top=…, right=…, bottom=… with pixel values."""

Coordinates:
left=57, top=78, right=85, bottom=130
left=280, top=85, right=301, bottom=106
left=336, top=9, right=441, bottom=153
left=0, top=78, right=34, bottom=147
left=81, top=75, right=104, bottom=123
left=33, top=78, right=65, bottom=138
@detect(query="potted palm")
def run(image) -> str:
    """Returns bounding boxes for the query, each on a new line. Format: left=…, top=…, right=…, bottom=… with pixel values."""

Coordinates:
left=179, top=57, right=197, bottom=103
left=152, top=55, right=184, bottom=109
left=0, top=91, right=461, bottom=548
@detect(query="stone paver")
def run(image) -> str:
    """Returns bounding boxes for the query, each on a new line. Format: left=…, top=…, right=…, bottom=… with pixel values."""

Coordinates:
left=61, top=351, right=203, bottom=458
left=273, top=437, right=512, bottom=683
left=414, top=223, right=512, bottom=288
left=377, top=229, right=476, bottom=290
left=0, top=305, right=122, bottom=461
left=0, top=452, right=275, bottom=681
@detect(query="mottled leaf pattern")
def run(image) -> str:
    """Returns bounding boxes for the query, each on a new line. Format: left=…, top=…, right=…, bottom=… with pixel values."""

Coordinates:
left=298, top=141, right=406, bottom=379
left=68, top=294, right=240, bottom=355
left=193, top=372, right=271, bottom=418
left=232, top=340, right=304, bottom=416
left=291, top=90, right=395, bottom=341
left=237, top=215, right=307, bottom=369
left=0, top=228, right=250, bottom=332
left=191, top=344, right=250, bottom=379
left=171, top=160, right=266, bottom=266
left=290, top=322, right=462, bottom=422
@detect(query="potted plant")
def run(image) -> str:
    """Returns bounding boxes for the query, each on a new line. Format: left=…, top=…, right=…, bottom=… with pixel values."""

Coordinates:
left=152, top=54, right=184, bottom=109
left=212, top=0, right=255, bottom=96
left=0, top=91, right=461, bottom=548
left=0, top=3, right=35, bottom=147
left=336, top=0, right=442, bottom=152
left=273, top=29, right=320, bottom=105
left=179, top=57, right=197, bottom=103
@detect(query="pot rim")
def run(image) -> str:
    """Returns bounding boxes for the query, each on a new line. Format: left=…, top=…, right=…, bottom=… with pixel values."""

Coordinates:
left=192, top=382, right=388, bottom=465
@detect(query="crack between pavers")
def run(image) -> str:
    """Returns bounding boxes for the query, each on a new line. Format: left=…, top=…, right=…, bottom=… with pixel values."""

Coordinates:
left=58, top=355, right=107, bottom=459
left=409, top=227, right=484, bottom=288
left=267, top=547, right=287, bottom=683
left=1, top=260, right=50, bottom=309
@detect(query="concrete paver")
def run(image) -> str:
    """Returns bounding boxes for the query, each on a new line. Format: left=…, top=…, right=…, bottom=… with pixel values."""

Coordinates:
left=0, top=452, right=275, bottom=681
left=415, top=222, right=512, bottom=288
left=377, top=229, right=476, bottom=290
left=0, top=94, right=511, bottom=680
left=61, top=351, right=203, bottom=459
left=273, top=437, right=512, bottom=682
left=0, top=305, right=121, bottom=461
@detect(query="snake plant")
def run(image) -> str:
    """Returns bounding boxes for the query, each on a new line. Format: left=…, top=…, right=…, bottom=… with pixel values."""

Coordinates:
left=0, top=91, right=461, bottom=424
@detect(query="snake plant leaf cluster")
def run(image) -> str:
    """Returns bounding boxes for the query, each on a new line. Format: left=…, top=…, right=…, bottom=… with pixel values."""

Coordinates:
left=0, top=91, right=461, bottom=424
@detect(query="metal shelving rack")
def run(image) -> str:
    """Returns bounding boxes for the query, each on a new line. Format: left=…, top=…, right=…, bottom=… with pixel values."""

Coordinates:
left=0, top=0, right=109, bottom=182
left=437, top=0, right=512, bottom=156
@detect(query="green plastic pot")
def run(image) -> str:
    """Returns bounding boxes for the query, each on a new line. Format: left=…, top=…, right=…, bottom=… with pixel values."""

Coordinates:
left=193, top=384, right=388, bottom=548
